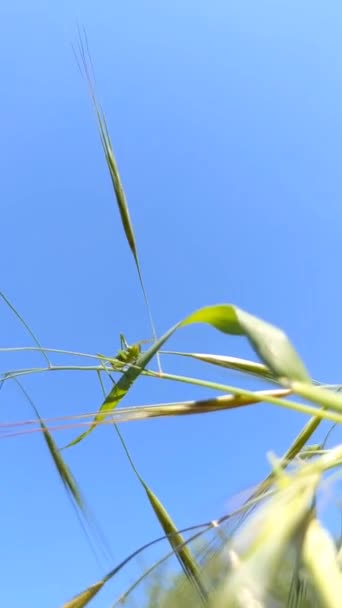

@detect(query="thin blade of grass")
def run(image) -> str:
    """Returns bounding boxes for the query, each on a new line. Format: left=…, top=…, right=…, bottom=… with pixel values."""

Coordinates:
left=232, top=413, right=325, bottom=532
left=0, top=290, right=50, bottom=366
left=66, top=302, right=309, bottom=446
left=144, top=368, right=340, bottom=421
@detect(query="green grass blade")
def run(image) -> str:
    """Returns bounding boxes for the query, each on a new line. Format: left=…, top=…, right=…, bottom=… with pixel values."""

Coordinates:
left=293, top=380, right=342, bottom=415
left=66, top=303, right=309, bottom=446
left=182, top=305, right=310, bottom=382
left=257, top=415, right=324, bottom=496
left=281, top=416, right=324, bottom=462
left=65, top=320, right=178, bottom=447
left=232, top=414, right=324, bottom=531
left=0, top=290, right=50, bottom=366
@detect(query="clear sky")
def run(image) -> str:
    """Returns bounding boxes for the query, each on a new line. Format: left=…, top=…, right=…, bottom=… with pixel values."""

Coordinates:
left=1, top=1, right=342, bottom=606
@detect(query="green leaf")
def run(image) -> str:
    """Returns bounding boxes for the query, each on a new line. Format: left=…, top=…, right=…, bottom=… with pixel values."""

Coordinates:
left=182, top=305, right=309, bottom=382
left=67, top=303, right=309, bottom=446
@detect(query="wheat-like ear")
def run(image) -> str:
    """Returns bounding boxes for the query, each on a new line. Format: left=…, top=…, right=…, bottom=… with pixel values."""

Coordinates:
left=73, top=27, right=161, bottom=370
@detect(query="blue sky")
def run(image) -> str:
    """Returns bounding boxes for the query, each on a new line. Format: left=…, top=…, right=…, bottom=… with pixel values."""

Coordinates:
left=1, top=1, right=342, bottom=605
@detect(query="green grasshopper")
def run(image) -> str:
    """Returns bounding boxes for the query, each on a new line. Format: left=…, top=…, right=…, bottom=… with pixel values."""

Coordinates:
left=98, top=334, right=151, bottom=371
